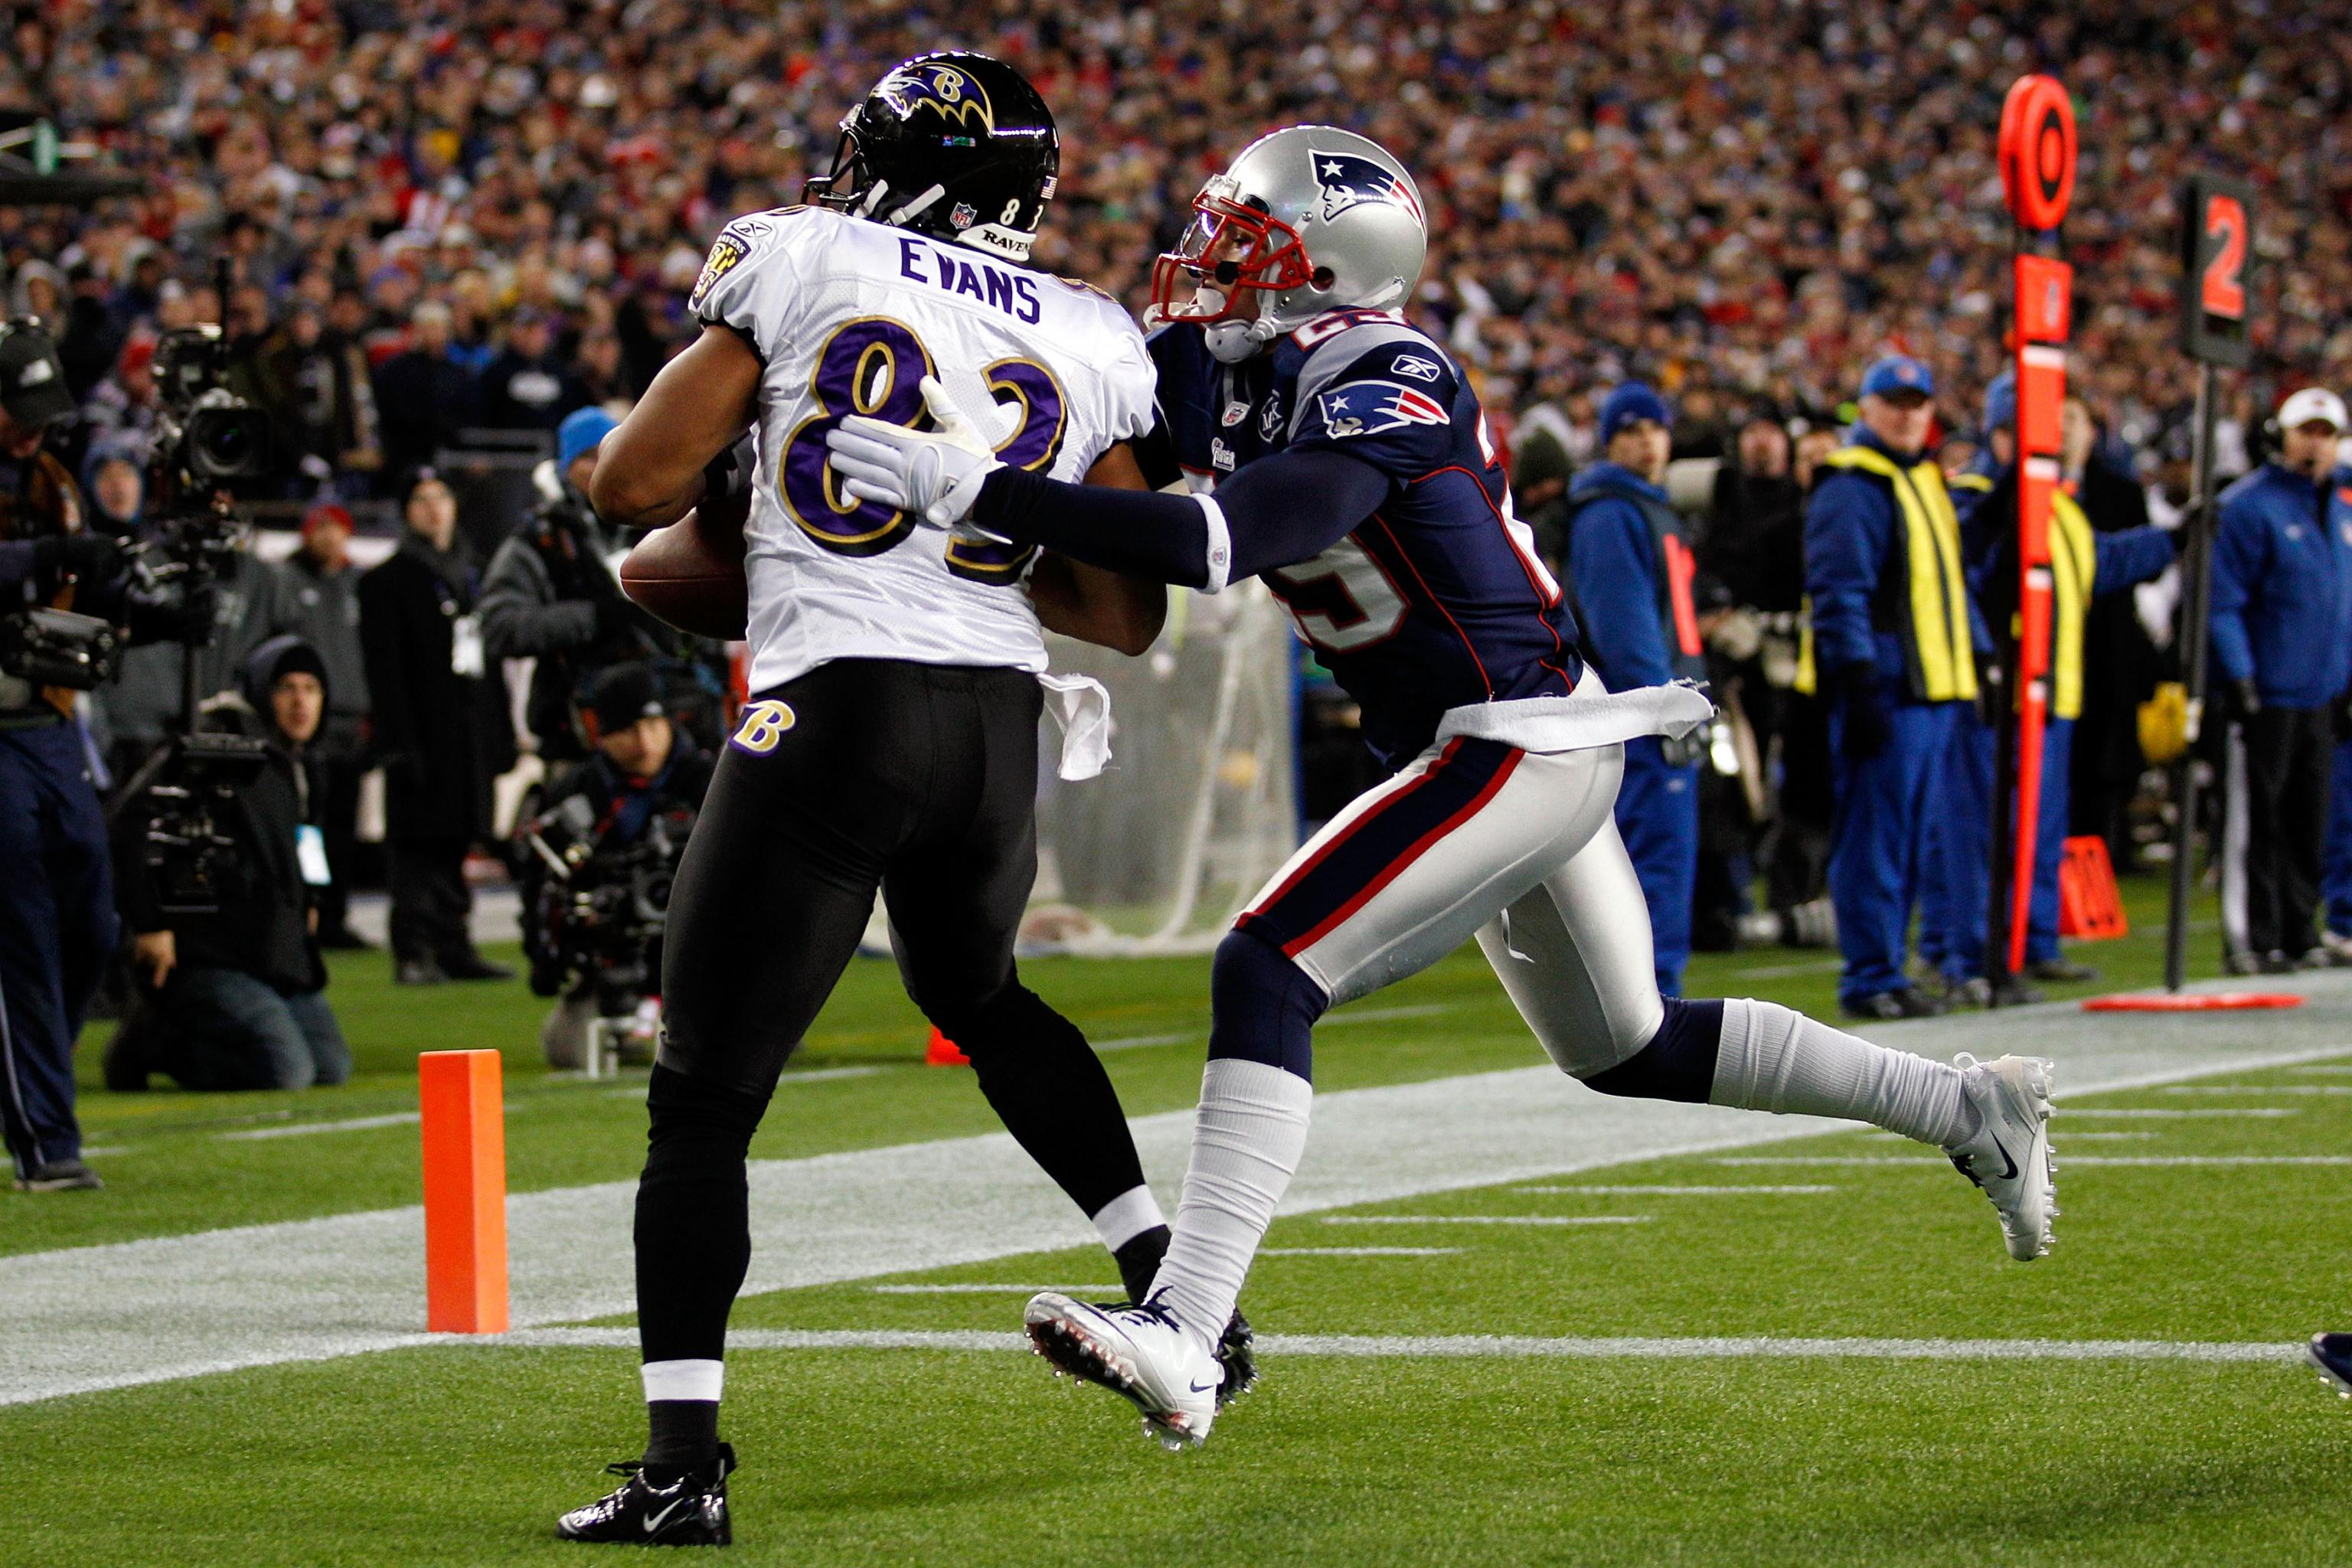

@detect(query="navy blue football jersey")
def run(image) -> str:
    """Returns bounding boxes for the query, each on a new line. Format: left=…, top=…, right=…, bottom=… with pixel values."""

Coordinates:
left=1148, top=311, right=1583, bottom=769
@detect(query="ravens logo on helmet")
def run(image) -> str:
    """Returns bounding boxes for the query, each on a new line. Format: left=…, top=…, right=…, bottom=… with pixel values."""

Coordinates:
left=804, top=51, right=1060, bottom=265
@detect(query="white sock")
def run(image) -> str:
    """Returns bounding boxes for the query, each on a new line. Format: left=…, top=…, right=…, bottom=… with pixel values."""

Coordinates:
left=1148, top=1057, right=1313, bottom=1349
left=1089, top=1183, right=1168, bottom=1253
left=642, top=1359, right=724, bottom=1403
left=1710, top=998, right=1971, bottom=1147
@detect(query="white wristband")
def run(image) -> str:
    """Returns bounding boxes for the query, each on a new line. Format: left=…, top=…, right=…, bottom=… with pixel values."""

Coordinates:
left=1194, top=492, right=1233, bottom=596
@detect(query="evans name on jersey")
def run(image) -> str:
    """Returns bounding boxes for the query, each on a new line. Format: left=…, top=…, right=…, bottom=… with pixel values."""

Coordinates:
left=693, top=207, right=1155, bottom=692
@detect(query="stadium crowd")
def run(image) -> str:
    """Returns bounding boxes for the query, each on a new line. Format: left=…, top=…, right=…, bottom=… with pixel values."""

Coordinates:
left=4, top=0, right=2350, bottom=486
left=6, top=0, right=2352, bottom=1184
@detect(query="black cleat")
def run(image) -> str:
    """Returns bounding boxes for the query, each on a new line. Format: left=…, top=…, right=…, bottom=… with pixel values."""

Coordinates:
left=1215, top=1309, right=1259, bottom=1409
left=2310, top=1334, right=2352, bottom=1400
left=439, top=951, right=516, bottom=983
left=15, top=1158, right=103, bottom=1192
left=557, top=1444, right=735, bottom=1546
left=1842, top=988, right=1945, bottom=1021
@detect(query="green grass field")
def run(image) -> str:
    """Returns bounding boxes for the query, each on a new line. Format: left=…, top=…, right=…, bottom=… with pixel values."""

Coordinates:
left=8, top=874, right=2350, bottom=1566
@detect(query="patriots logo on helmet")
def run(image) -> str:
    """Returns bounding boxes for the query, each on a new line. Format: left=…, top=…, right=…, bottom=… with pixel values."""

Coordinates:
left=1316, top=380, right=1449, bottom=439
left=877, top=63, right=996, bottom=132
left=1308, top=149, right=1423, bottom=225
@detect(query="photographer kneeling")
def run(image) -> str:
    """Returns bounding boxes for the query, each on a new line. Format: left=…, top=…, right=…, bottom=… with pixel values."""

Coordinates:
left=521, top=663, right=710, bottom=1070
left=109, top=635, right=351, bottom=1091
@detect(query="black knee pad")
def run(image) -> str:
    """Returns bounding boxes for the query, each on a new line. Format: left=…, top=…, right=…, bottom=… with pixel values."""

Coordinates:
left=1208, top=926, right=1326, bottom=1080
left=1578, top=997, right=1725, bottom=1103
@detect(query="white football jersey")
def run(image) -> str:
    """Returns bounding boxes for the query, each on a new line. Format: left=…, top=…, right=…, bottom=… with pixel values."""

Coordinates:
left=691, top=206, right=1156, bottom=690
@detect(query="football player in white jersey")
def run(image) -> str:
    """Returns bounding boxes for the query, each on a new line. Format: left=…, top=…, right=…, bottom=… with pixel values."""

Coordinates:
left=554, top=54, right=1249, bottom=1546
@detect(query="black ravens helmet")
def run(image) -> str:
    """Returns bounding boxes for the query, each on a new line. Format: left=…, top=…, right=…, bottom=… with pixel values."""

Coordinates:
left=804, top=51, right=1060, bottom=265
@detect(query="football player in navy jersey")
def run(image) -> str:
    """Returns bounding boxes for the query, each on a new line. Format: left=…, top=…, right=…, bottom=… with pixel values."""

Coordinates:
left=828, top=125, right=2063, bottom=1448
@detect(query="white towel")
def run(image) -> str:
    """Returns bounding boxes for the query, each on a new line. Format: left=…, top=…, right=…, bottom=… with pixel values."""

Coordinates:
left=1038, top=672, right=1113, bottom=780
left=1436, top=674, right=1715, bottom=756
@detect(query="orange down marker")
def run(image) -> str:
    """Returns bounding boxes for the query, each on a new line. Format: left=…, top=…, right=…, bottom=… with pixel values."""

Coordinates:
left=420, top=1049, right=510, bottom=1333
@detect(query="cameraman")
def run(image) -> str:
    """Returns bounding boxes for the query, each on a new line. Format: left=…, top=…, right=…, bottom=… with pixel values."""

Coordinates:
left=0, top=318, right=132, bottom=1191
left=108, top=635, right=351, bottom=1091
left=521, top=663, right=710, bottom=1069
left=481, top=407, right=639, bottom=762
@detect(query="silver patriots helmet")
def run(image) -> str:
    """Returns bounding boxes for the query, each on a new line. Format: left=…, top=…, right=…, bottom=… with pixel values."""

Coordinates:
left=1150, top=126, right=1427, bottom=360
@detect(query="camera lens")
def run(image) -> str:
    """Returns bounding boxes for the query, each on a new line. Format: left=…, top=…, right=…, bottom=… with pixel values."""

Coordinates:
left=188, top=407, right=270, bottom=481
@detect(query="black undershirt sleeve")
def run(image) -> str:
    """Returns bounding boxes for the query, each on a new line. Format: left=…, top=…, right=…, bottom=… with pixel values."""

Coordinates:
left=970, top=444, right=1393, bottom=590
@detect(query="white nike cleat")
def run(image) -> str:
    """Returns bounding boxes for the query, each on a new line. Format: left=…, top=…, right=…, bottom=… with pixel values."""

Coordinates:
left=1944, top=1052, right=2057, bottom=1260
left=1024, top=1292, right=1223, bottom=1449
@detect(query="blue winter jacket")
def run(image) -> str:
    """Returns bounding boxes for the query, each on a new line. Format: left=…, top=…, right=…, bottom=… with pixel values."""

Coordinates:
left=2209, top=462, right=2352, bottom=708
left=1802, top=429, right=1990, bottom=701
left=1565, top=461, right=1696, bottom=691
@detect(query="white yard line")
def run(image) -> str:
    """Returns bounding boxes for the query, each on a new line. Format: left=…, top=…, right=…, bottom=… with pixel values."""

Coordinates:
left=1867, top=1129, right=2158, bottom=1140
left=9, top=995, right=2352, bottom=1406
left=2162, top=1084, right=2352, bottom=1095
left=1323, top=1214, right=1653, bottom=1227
left=1719, top=1155, right=2352, bottom=1168
left=1094, top=1032, right=1194, bottom=1052
left=1513, top=1184, right=1835, bottom=1195
left=1321, top=1002, right=1454, bottom=1027
left=605, top=1066, right=880, bottom=1097
left=497, top=1326, right=2299, bottom=1366
left=1259, top=1246, right=1464, bottom=1256
left=1728, top=958, right=1844, bottom=980
left=866, top=1283, right=1119, bottom=1295
left=219, top=1112, right=423, bottom=1142
left=2063, top=1108, right=2298, bottom=1118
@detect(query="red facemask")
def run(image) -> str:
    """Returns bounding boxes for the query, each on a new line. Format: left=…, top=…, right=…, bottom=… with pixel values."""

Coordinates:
left=1148, top=181, right=1314, bottom=325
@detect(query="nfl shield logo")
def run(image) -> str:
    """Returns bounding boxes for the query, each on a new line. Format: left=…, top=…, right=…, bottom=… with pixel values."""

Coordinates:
left=949, top=201, right=978, bottom=230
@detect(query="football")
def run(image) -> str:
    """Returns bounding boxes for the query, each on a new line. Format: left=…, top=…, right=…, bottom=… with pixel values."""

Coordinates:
left=619, top=504, right=749, bottom=641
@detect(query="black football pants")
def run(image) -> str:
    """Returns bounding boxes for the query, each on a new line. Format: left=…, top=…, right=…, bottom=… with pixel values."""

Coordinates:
left=2230, top=704, right=2333, bottom=961
left=637, top=658, right=1149, bottom=1367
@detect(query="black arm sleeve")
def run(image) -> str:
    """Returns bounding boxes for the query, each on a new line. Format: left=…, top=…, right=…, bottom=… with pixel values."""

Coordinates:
left=969, top=445, right=1393, bottom=590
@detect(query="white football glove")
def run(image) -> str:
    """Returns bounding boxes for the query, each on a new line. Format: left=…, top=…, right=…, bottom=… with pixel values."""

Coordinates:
left=825, top=376, right=1003, bottom=528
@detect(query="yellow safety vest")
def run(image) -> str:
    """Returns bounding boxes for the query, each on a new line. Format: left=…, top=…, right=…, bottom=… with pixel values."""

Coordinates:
left=1949, top=473, right=2096, bottom=722
left=1796, top=446, right=1978, bottom=703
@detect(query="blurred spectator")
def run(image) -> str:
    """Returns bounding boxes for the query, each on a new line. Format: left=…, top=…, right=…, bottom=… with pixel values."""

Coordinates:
left=243, top=299, right=383, bottom=493
left=2063, top=395, right=2164, bottom=871
left=106, top=638, right=351, bottom=1093
left=1510, top=423, right=1575, bottom=580
left=81, top=449, right=144, bottom=537
left=1697, top=411, right=1812, bottom=946
left=283, top=502, right=374, bottom=949
left=1566, top=383, right=1707, bottom=995
left=77, top=338, right=162, bottom=474
left=479, top=309, right=587, bottom=435
left=372, top=302, right=478, bottom=484
left=2210, top=389, right=2352, bottom=973
left=358, top=469, right=517, bottom=986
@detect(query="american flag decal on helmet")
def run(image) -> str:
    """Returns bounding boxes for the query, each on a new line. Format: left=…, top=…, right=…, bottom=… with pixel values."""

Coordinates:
left=1309, top=149, right=1423, bottom=225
